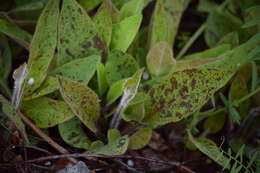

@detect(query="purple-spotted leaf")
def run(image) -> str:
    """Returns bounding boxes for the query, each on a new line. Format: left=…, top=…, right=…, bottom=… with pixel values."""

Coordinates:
left=93, top=0, right=113, bottom=47
left=0, top=18, right=32, bottom=49
left=144, top=68, right=233, bottom=126
left=87, top=129, right=129, bottom=155
left=110, top=14, right=142, bottom=52
left=149, top=0, right=186, bottom=49
left=129, top=128, right=152, bottom=150
left=58, top=76, right=100, bottom=133
left=22, top=97, right=74, bottom=128
left=106, top=50, right=139, bottom=85
left=24, top=76, right=58, bottom=100
left=59, top=118, right=91, bottom=149
left=24, top=0, right=60, bottom=95
left=57, top=0, right=105, bottom=66
left=146, top=41, right=175, bottom=77
left=53, top=55, right=101, bottom=84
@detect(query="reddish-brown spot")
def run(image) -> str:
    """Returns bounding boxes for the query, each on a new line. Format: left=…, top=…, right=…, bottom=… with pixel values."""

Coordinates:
left=180, top=86, right=188, bottom=97
left=82, top=41, right=91, bottom=49
left=65, top=48, right=73, bottom=57
left=68, top=132, right=78, bottom=140
left=149, top=88, right=155, bottom=97
left=180, top=102, right=192, bottom=108
left=170, top=78, right=178, bottom=89
left=191, top=79, right=196, bottom=90
left=176, top=112, right=182, bottom=119
left=164, top=88, right=172, bottom=96
left=93, top=35, right=105, bottom=50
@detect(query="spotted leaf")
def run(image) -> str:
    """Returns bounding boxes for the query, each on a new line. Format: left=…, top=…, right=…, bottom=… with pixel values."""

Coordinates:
left=59, top=118, right=91, bottom=149
left=106, top=50, right=139, bottom=85
left=53, top=55, right=101, bottom=84
left=22, top=97, right=74, bottom=128
left=58, top=0, right=105, bottom=66
left=58, top=76, right=100, bottom=133
left=24, top=0, right=60, bottom=95
left=144, top=68, right=233, bottom=126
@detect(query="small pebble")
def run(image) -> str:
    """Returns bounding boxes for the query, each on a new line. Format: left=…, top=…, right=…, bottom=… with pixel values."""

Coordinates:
left=28, top=78, right=35, bottom=85
left=127, top=159, right=134, bottom=167
left=142, top=72, right=149, bottom=80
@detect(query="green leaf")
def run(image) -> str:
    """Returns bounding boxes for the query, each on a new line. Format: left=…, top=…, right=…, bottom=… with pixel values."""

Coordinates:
left=24, top=0, right=60, bottom=95
left=106, top=50, right=139, bottom=85
left=129, top=128, right=152, bottom=150
left=146, top=41, right=176, bottom=77
left=173, top=58, right=216, bottom=72
left=78, top=0, right=102, bottom=11
left=144, top=68, right=233, bottom=126
left=58, top=76, right=100, bottom=133
left=188, top=131, right=230, bottom=169
left=96, top=63, right=108, bottom=96
left=24, top=76, right=58, bottom=100
left=59, top=118, right=91, bottom=149
left=205, top=9, right=242, bottom=47
left=9, top=1, right=44, bottom=13
left=148, top=0, right=185, bottom=49
left=93, top=0, right=113, bottom=47
left=53, top=55, right=101, bottom=84
left=183, top=44, right=231, bottom=60
left=203, top=112, right=226, bottom=134
left=119, top=0, right=145, bottom=20
left=106, top=79, right=127, bottom=105
left=122, top=92, right=148, bottom=122
left=110, top=14, right=142, bottom=52
left=0, top=96, right=29, bottom=144
left=88, top=129, right=129, bottom=155
left=205, top=34, right=260, bottom=71
left=57, top=0, right=105, bottom=66
left=216, top=32, right=239, bottom=48
left=0, top=18, right=32, bottom=49
left=0, top=34, right=12, bottom=79
left=229, top=75, right=250, bottom=119
left=22, top=97, right=74, bottom=128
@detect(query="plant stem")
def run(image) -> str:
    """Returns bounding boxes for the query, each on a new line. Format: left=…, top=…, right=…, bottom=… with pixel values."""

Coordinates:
left=236, top=86, right=260, bottom=105
left=176, top=24, right=206, bottom=59
left=17, top=111, right=77, bottom=163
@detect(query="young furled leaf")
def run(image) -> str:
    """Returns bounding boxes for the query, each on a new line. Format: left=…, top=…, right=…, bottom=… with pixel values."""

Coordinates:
left=53, top=55, right=101, bottom=84
left=110, top=68, right=144, bottom=129
left=96, top=63, right=108, bottom=96
left=24, top=0, right=60, bottom=95
left=146, top=41, right=176, bottom=77
left=58, top=0, right=105, bottom=66
left=12, top=63, right=29, bottom=110
left=58, top=76, right=100, bottom=133
left=59, top=118, right=91, bottom=150
left=110, top=14, right=142, bottom=52
left=0, top=18, right=32, bottom=49
left=22, top=97, right=74, bottom=128
left=93, top=0, right=113, bottom=47
left=188, top=131, right=230, bottom=169
left=88, top=129, right=129, bottom=155
left=24, top=76, right=58, bottom=100
left=148, top=0, right=186, bottom=49
left=129, top=127, right=152, bottom=150
left=144, top=68, right=233, bottom=126
left=106, top=79, right=127, bottom=105
left=106, top=50, right=139, bottom=85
